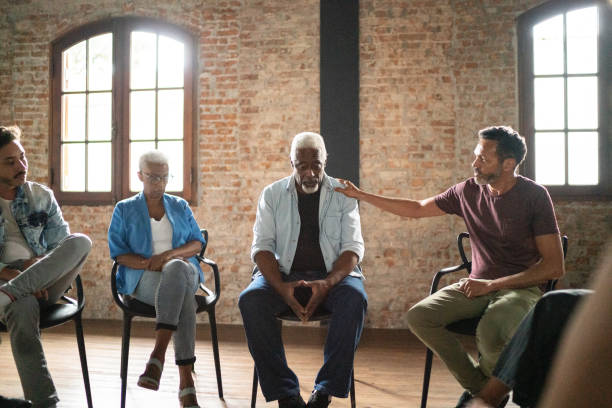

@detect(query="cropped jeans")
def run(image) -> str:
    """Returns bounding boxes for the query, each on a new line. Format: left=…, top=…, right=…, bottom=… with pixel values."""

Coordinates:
left=132, top=259, right=199, bottom=366
left=238, top=270, right=367, bottom=402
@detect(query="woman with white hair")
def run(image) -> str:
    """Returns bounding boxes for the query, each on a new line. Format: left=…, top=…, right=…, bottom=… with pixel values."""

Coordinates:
left=108, top=150, right=205, bottom=408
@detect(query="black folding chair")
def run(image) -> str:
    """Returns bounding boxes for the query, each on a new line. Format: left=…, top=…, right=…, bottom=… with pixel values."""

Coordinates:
left=110, top=229, right=222, bottom=408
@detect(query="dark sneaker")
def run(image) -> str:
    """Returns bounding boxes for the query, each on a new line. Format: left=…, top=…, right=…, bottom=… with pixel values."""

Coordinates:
left=306, top=390, right=331, bottom=408
left=0, top=395, right=32, bottom=408
left=278, top=394, right=306, bottom=408
left=455, top=390, right=473, bottom=408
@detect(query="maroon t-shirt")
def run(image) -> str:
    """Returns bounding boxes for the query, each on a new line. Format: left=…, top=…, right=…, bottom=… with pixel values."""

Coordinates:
left=434, top=176, right=559, bottom=280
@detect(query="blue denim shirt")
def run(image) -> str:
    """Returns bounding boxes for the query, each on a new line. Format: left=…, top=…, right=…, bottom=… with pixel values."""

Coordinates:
left=0, top=182, right=69, bottom=272
left=251, top=174, right=364, bottom=277
left=108, top=192, right=206, bottom=295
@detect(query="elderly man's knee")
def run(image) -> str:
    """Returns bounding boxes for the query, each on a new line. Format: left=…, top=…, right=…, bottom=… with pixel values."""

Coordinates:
left=238, top=287, right=259, bottom=315
left=341, top=285, right=368, bottom=316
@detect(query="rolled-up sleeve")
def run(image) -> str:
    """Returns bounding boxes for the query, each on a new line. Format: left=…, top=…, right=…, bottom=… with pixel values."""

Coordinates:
left=108, top=203, right=130, bottom=259
left=250, top=187, right=277, bottom=262
left=339, top=196, right=365, bottom=262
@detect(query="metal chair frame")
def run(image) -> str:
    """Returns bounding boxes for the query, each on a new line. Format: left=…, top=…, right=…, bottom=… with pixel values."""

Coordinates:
left=110, top=229, right=223, bottom=408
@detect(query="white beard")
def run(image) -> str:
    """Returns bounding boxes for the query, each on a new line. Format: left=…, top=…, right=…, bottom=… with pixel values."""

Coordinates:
left=300, top=183, right=320, bottom=194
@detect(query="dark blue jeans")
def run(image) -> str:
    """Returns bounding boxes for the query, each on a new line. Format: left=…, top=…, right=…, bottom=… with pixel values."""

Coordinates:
left=238, top=270, right=367, bottom=402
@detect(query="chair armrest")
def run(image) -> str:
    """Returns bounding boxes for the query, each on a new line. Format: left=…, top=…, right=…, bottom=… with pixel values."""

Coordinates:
left=196, top=255, right=220, bottom=300
left=110, top=261, right=132, bottom=314
left=430, top=263, right=470, bottom=295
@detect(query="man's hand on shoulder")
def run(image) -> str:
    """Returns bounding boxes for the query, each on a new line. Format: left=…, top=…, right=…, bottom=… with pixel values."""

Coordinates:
left=302, top=279, right=331, bottom=321
left=458, top=278, right=495, bottom=298
left=334, top=179, right=362, bottom=199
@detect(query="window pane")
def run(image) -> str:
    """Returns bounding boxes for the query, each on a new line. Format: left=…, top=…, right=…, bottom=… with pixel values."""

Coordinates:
left=533, top=15, right=563, bottom=75
left=131, top=31, right=157, bottom=90
left=88, top=92, right=112, bottom=141
left=130, top=90, right=156, bottom=140
left=567, top=76, right=598, bottom=129
left=88, top=33, right=113, bottom=91
left=567, top=6, right=598, bottom=74
left=535, top=132, right=565, bottom=185
left=61, top=143, right=85, bottom=191
left=158, top=141, right=183, bottom=191
left=158, top=35, right=184, bottom=88
left=62, top=40, right=86, bottom=92
left=158, top=90, right=184, bottom=140
left=87, top=142, right=112, bottom=191
left=534, top=78, right=565, bottom=130
left=62, top=94, right=86, bottom=141
left=568, top=132, right=598, bottom=185
left=130, top=141, right=156, bottom=192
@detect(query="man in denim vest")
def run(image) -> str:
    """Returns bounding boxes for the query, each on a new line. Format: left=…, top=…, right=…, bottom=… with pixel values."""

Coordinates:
left=239, top=132, right=367, bottom=408
left=0, top=126, right=91, bottom=408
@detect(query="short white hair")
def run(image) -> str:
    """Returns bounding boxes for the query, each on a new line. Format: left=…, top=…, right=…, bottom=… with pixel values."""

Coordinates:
left=139, top=150, right=168, bottom=171
left=290, top=132, right=327, bottom=161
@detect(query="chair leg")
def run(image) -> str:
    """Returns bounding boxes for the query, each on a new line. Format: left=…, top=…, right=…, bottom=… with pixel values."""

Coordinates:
left=208, top=309, right=224, bottom=399
left=74, top=315, right=93, bottom=408
left=350, top=368, right=356, bottom=408
left=420, top=348, right=434, bottom=408
left=120, top=314, right=133, bottom=408
left=251, top=366, right=259, bottom=408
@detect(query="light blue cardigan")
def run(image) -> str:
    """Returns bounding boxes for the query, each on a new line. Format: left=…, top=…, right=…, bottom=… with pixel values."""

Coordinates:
left=108, top=192, right=206, bottom=295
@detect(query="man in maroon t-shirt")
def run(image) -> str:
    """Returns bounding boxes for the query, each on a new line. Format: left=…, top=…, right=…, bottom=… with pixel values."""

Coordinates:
left=336, top=126, right=564, bottom=406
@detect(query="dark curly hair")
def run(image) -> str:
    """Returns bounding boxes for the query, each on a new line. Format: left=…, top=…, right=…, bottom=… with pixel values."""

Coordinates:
left=0, top=126, right=21, bottom=149
left=478, top=126, right=526, bottom=167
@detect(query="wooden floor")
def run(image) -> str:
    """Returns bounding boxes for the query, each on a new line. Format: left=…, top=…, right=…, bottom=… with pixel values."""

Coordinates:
left=0, top=320, right=519, bottom=408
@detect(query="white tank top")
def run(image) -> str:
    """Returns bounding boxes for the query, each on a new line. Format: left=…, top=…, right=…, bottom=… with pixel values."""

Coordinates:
left=150, top=214, right=173, bottom=255
left=0, top=197, right=35, bottom=263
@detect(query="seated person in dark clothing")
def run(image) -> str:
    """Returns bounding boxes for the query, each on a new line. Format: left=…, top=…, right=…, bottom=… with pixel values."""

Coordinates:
left=467, top=289, right=592, bottom=408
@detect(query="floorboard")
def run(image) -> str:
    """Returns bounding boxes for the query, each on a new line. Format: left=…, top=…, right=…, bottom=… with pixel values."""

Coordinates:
left=0, top=320, right=519, bottom=407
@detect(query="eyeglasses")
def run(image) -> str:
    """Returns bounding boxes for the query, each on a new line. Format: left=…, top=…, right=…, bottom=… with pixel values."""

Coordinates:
left=141, top=172, right=172, bottom=184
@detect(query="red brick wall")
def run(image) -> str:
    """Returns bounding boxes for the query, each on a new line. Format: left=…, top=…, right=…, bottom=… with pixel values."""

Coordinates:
left=1, top=0, right=609, bottom=328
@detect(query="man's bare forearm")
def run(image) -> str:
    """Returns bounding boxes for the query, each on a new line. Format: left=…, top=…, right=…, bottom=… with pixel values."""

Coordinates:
left=254, top=250, right=284, bottom=292
left=325, top=251, right=359, bottom=287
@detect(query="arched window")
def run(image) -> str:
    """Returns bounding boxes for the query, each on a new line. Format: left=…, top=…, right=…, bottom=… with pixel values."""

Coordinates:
left=518, top=0, right=611, bottom=198
left=50, top=17, right=196, bottom=205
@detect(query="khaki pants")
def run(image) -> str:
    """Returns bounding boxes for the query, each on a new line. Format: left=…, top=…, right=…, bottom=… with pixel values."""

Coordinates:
left=406, top=280, right=541, bottom=394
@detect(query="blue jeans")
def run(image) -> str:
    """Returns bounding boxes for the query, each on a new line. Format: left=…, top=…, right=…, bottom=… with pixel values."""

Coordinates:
left=238, top=270, right=367, bottom=402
